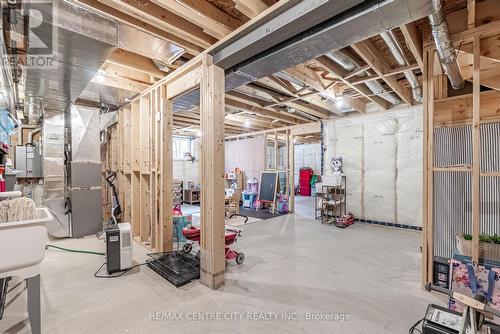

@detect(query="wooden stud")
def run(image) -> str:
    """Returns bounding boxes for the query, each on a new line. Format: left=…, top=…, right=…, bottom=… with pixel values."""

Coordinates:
left=199, top=54, right=226, bottom=289
left=161, top=88, right=174, bottom=252
left=288, top=132, right=295, bottom=212
left=274, top=131, right=278, bottom=170
left=472, top=34, right=481, bottom=263
left=422, top=47, right=435, bottom=286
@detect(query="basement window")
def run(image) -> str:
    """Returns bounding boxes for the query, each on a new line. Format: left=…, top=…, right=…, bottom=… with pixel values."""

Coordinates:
left=173, top=136, right=194, bottom=160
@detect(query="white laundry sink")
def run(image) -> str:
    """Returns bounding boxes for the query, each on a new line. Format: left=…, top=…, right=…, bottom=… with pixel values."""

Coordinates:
left=0, top=207, right=52, bottom=279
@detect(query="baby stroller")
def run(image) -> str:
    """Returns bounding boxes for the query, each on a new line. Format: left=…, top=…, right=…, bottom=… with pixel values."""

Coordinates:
left=182, top=214, right=248, bottom=265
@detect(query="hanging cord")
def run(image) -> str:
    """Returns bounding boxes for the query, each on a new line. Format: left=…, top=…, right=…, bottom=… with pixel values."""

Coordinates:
left=46, top=244, right=105, bottom=256
left=408, top=318, right=424, bottom=334
left=94, top=262, right=147, bottom=279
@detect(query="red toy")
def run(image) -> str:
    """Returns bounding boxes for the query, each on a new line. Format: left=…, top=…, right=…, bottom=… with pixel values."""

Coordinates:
left=182, top=214, right=248, bottom=264
left=335, top=213, right=355, bottom=228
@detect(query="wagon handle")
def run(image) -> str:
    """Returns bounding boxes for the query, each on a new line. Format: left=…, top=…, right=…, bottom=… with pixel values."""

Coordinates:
left=228, top=214, right=248, bottom=224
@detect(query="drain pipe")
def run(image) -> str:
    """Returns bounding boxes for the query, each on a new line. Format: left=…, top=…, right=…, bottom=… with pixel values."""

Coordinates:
left=428, top=0, right=464, bottom=89
left=380, top=31, right=423, bottom=102
left=327, top=50, right=400, bottom=105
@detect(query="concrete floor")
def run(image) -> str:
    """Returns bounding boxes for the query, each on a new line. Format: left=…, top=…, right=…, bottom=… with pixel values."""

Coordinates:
left=1, top=196, right=438, bottom=333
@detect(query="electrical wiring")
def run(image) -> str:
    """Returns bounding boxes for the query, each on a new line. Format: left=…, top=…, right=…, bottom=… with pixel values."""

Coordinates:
left=93, top=262, right=147, bottom=279
left=408, top=317, right=424, bottom=334
left=46, top=244, right=105, bottom=256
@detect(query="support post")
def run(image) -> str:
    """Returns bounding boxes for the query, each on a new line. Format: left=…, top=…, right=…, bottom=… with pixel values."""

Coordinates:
left=274, top=131, right=278, bottom=170
left=160, top=89, right=174, bottom=252
left=422, top=48, right=435, bottom=286
left=472, top=34, right=481, bottom=263
left=288, top=132, right=295, bottom=212
left=200, top=54, right=226, bottom=289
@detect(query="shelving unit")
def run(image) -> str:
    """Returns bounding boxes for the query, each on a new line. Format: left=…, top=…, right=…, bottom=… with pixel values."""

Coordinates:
left=225, top=170, right=244, bottom=190
left=173, top=180, right=183, bottom=205
left=184, top=189, right=200, bottom=204
left=320, top=176, right=347, bottom=224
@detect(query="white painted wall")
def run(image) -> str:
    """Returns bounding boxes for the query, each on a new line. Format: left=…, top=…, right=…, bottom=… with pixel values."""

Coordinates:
left=225, top=136, right=266, bottom=182
left=323, top=105, right=423, bottom=227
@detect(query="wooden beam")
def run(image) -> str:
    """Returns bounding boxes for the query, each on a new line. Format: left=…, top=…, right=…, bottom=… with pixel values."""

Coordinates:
left=107, top=49, right=167, bottom=78
left=115, top=0, right=217, bottom=48
left=199, top=54, right=226, bottom=289
left=176, top=0, right=242, bottom=30
left=460, top=35, right=500, bottom=64
left=233, top=0, right=268, bottom=18
left=471, top=34, right=480, bottom=263
left=92, top=73, right=149, bottom=92
left=400, top=22, right=424, bottom=70
left=458, top=52, right=500, bottom=91
left=316, top=55, right=390, bottom=110
left=225, top=98, right=301, bottom=124
left=152, top=0, right=232, bottom=39
left=352, top=41, right=413, bottom=105
left=290, top=122, right=321, bottom=136
left=76, top=0, right=203, bottom=55
left=166, top=66, right=202, bottom=99
left=467, top=0, right=476, bottom=29
left=433, top=90, right=500, bottom=125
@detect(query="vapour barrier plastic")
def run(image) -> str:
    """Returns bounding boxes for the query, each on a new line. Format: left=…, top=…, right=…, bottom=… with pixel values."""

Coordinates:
left=397, top=112, right=423, bottom=226
left=323, top=106, right=424, bottom=227
left=225, top=136, right=266, bottom=182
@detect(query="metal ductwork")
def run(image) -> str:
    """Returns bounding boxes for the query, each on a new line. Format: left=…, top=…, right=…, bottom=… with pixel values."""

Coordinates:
left=379, top=30, right=422, bottom=102
left=327, top=50, right=400, bottom=105
left=0, top=18, right=17, bottom=114
left=428, top=0, right=464, bottom=90
left=169, top=0, right=434, bottom=112
left=19, top=0, right=118, bottom=112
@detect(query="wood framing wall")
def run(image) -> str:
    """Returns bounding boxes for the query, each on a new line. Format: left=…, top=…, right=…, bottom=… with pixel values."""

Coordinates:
left=100, top=53, right=226, bottom=289
left=422, top=12, right=500, bottom=285
left=101, top=85, right=172, bottom=252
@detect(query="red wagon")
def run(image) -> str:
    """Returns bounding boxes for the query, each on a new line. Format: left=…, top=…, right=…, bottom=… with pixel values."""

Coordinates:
left=182, top=214, right=248, bottom=264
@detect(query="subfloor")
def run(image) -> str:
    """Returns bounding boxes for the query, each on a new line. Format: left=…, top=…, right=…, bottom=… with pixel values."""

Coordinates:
left=1, top=196, right=438, bottom=333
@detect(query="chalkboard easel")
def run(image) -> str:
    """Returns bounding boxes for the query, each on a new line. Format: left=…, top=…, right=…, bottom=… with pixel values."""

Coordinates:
left=258, top=171, right=278, bottom=213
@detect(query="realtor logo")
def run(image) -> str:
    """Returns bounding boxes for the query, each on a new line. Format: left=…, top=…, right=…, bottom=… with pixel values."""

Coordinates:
left=2, top=0, right=58, bottom=69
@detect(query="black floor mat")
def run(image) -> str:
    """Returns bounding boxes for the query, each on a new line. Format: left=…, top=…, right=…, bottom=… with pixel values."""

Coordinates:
left=238, top=207, right=287, bottom=220
left=147, top=251, right=200, bottom=287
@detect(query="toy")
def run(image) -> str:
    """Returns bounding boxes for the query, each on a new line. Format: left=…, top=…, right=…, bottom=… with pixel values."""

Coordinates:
left=335, top=213, right=354, bottom=228
left=276, top=193, right=288, bottom=214
left=242, top=191, right=257, bottom=208
left=330, top=156, right=344, bottom=186
left=173, top=204, right=183, bottom=216
left=182, top=214, right=248, bottom=264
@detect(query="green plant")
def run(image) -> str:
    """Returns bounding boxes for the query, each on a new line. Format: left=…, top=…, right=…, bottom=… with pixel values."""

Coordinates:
left=480, top=234, right=492, bottom=243
left=463, top=233, right=500, bottom=244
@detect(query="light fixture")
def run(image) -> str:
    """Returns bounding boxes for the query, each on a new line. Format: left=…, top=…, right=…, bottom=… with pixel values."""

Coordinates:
left=244, top=118, right=251, bottom=127
left=335, top=97, right=344, bottom=108
left=95, top=69, right=106, bottom=83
